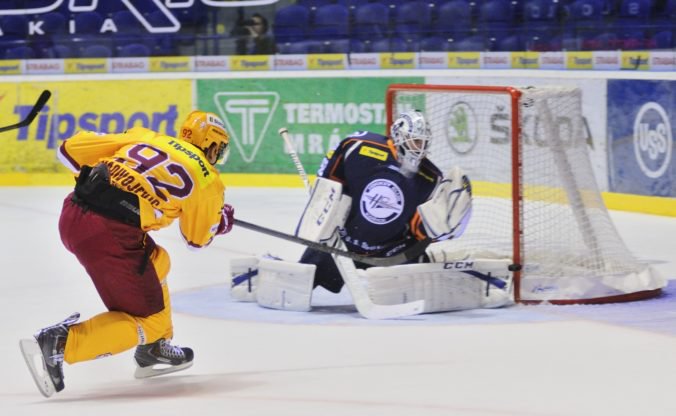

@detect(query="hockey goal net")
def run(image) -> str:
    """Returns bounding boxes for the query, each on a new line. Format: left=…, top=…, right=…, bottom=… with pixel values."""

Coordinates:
left=386, top=84, right=665, bottom=304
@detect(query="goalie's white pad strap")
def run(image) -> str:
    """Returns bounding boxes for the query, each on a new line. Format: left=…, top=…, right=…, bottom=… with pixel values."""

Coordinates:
left=256, top=258, right=316, bottom=312
left=296, top=177, right=351, bottom=244
left=362, top=258, right=514, bottom=313
left=230, top=256, right=260, bottom=302
left=418, top=166, right=472, bottom=241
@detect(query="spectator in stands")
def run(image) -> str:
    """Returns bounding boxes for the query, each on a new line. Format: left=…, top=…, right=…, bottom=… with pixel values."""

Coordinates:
left=231, top=11, right=276, bottom=55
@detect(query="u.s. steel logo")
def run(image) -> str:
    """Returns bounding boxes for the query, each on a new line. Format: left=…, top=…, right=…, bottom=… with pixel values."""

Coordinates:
left=633, top=101, right=672, bottom=179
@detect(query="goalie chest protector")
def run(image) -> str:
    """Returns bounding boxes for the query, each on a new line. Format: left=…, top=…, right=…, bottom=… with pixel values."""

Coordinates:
left=320, top=132, right=441, bottom=255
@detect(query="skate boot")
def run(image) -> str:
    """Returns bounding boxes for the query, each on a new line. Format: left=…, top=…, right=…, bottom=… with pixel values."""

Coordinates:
left=19, top=312, right=80, bottom=397
left=133, top=338, right=194, bottom=379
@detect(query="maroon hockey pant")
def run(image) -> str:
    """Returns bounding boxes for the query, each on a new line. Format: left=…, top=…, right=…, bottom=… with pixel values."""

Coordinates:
left=59, top=194, right=164, bottom=317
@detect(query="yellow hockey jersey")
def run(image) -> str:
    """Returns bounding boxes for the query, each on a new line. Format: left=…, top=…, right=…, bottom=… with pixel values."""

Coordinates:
left=58, top=127, right=226, bottom=248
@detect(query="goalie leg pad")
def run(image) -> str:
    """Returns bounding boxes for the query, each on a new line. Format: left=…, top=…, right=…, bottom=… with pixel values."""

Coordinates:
left=230, top=256, right=260, bottom=302
left=256, top=258, right=316, bottom=312
left=363, top=259, right=514, bottom=313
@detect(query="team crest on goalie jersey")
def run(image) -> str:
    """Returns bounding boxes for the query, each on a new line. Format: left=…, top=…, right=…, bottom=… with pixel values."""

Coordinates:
left=360, top=179, right=404, bottom=224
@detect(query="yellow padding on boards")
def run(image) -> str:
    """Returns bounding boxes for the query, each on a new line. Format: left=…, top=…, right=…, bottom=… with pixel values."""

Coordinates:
left=0, top=173, right=673, bottom=217
left=602, top=192, right=676, bottom=217
left=470, top=181, right=675, bottom=217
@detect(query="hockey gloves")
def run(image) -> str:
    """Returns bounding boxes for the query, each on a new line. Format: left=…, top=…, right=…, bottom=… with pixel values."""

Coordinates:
left=217, top=204, right=235, bottom=235
left=417, top=166, right=472, bottom=241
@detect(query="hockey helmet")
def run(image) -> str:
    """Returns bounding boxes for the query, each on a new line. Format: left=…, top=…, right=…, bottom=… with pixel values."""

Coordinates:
left=179, top=110, right=230, bottom=165
left=390, top=110, right=431, bottom=177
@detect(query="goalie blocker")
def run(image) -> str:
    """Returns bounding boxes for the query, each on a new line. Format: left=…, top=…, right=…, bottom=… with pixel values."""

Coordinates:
left=230, top=176, right=513, bottom=314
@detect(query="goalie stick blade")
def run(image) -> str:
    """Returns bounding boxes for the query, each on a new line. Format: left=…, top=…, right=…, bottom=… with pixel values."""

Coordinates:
left=357, top=299, right=426, bottom=320
left=134, top=360, right=193, bottom=379
left=0, top=90, right=51, bottom=134
left=19, top=338, right=55, bottom=398
left=333, top=252, right=425, bottom=320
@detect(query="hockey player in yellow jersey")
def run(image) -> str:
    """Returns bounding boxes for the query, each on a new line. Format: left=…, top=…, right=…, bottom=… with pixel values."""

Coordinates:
left=19, top=111, right=235, bottom=397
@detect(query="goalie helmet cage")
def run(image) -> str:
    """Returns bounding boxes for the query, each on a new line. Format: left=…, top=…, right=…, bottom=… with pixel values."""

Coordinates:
left=386, top=83, right=665, bottom=304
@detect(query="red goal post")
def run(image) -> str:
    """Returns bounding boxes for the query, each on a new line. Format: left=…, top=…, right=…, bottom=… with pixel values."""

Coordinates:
left=386, top=83, right=664, bottom=304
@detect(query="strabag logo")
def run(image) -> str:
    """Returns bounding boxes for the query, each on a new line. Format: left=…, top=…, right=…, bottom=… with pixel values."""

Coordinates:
left=445, top=101, right=478, bottom=154
left=360, top=179, right=404, bottom=225
left=213, top=92, right=279, bottom=163
left=633, top=102, right=672, bottom=178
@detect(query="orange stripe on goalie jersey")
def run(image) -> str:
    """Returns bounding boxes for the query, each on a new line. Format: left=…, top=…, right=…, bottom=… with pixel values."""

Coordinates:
left=327, top=137, right=395, bottom=182
left=409, top=212, right=427, bottom=241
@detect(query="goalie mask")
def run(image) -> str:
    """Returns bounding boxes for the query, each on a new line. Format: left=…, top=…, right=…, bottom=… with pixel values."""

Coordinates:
left=390, top=110, right=431, bottom=177
left=180, top=110, right=230, bottom=165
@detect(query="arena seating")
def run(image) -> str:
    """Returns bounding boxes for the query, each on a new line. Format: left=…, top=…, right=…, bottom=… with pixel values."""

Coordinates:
left=311, top=4, right=350, bottom=40
left=0, top=0, right=674, bottom=59
left=271, top=0, right=674, bottom=54
left=273, top=4, right=311, bottom=43
left=352, top=2, right=391, bottom=40
left=392, top=0, right=433, bottom=40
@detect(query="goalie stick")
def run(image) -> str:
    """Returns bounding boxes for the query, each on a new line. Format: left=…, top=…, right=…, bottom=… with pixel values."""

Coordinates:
left=273, top=127, right=426, bottom=319
left=0, top=90, right=51, bottom=133
left=279, top=127, right=312, bottom=190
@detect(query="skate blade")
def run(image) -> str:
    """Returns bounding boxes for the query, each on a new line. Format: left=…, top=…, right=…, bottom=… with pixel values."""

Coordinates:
left=133, top=361, right=193, bottom=379
left=19, top=338, right=55, bottom=398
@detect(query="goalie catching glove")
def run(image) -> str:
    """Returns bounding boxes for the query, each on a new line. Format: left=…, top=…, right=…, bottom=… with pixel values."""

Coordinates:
left=417, top=166, right=472, bottom=241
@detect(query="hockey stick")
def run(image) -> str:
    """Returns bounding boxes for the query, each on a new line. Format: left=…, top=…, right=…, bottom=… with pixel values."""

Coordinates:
left=234, top=218, right=431, bottom=267
left=0, top=90, right=51, bottom=134
left=276, top=126, right=426, bottom=319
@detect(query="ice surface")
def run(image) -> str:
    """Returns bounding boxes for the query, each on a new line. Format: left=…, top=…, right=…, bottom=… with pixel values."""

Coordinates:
left=1, top=187, right=675, bottom=416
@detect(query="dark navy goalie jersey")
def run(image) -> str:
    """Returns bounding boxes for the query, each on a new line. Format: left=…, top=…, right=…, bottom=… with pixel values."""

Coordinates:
left=317, top=131, right=441, bottom=256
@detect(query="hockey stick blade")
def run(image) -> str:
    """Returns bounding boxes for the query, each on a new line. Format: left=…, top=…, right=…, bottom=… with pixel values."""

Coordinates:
left=0, top=90, right=51, bottom=134
left=234, top=219, right=430, bottom=267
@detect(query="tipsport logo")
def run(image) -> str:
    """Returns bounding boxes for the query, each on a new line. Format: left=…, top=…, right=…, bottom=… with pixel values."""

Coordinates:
left=6, top=100, right=179, bottom=149
left=633, top=102, right=673, bottom=179
left=0, top=0, right=278, bottom=34
left=213, top=92, right=280, bottom=163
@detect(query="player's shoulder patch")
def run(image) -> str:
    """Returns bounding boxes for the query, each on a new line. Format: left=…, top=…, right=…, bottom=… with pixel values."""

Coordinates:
left=342, top=132, right=390, bottom=162
left=358, top=145, right=388, bottom=161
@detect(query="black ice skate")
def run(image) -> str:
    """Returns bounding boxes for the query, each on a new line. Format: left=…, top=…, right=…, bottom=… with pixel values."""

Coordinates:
left=19, top=312, right=80, bottom=397
left=133, top=338, right=194, bottom=379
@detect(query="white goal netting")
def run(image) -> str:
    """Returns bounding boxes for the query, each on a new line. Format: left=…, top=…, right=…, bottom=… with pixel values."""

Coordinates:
left=387, top=84, right=664, bottom=303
